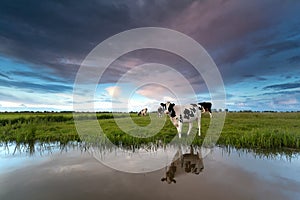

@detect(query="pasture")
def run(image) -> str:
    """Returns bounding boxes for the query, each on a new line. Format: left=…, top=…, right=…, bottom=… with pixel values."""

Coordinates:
left=0, top=112, right=299, bottom=153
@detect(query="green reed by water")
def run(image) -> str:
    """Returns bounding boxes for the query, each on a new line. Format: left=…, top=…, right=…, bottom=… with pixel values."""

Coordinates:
left=0, top=112, right=299, bottom=152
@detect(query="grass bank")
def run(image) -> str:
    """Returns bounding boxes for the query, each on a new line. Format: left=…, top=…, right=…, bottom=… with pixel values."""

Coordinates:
left=0, top=112, right=299, bottom=152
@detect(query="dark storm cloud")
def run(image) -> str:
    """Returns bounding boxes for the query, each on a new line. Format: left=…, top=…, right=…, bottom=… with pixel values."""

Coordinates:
left=0, top=0, right=134, bottom=80
left=163, top=0, right=300, bottom=86
left=263, top=82, right=300, bottom=90
left=1, top=0, right=300, bottom=89
left=0, top=0, right=203, bottom=86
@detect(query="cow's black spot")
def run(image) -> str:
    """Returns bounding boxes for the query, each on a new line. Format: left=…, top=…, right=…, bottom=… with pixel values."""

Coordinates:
left=183, top=109, right=191, bottom=119
left=184, top=107, right=197, bottom=119
left=190, top=107, right=196, bottom=113
left=168, top=103, right=176, bottom=118
left=179, top=114, right=183, bottom=122
left=170, top=109, right=176, bottom=118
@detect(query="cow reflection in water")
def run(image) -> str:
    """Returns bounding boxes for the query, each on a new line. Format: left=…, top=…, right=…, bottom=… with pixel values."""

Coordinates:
left=161, top=146, right=204, bottom=184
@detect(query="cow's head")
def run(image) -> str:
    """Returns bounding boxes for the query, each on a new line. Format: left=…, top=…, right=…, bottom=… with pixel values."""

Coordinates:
left=161, top=102, right=175, bottom=117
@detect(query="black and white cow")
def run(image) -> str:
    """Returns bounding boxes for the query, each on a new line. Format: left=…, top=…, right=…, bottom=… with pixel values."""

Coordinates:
left=160, top=102, right=202, bottom=138
left=161, top=146, right=204, bottom=184
left=138, top=108, right=148, bottom=116
left=157, top=106, right=164, bottom=117
left=198, top=102, right=212, bottom=118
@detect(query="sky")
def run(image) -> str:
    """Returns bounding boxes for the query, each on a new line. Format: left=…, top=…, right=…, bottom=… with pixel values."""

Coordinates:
left=0, top=0, right=300, bottom=112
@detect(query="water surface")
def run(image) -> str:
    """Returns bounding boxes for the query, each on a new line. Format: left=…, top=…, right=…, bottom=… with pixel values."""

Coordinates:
left=0, top=143, right=299, bottom=200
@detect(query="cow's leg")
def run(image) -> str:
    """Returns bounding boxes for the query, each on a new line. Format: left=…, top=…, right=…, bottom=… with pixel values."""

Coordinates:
left=198, top=116, right=201, bottom=136
left=208, top=108, right=212, bottom=118
left=177, top=122, right=183, bottom=138
left=187, top=122, right=193, bottom=135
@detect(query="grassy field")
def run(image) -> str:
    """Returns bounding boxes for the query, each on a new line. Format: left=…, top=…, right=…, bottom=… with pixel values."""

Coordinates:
left=0, top=112, right=299, bottom=153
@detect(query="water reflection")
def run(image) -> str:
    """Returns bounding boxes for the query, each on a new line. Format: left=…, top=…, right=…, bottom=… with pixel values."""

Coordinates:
left=0, top=141, right=88, bottom=156
left=161, top=145, right=204, bottom=184
left=1, top=142, right=300, bottom=200
left=1, top=141, right=299, bottom=162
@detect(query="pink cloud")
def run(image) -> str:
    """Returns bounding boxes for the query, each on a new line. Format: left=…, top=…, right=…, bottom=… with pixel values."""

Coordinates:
left=105, top=86, right=121, bottom=98
left=167, top=0, right=282, bottom=49
left=136, top=84, right=177, bottom=101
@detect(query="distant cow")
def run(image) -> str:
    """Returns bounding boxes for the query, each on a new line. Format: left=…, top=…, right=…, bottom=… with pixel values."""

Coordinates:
left=161, top=146, right=204, bottom=184
left=157, top=106, right=165, bottom=117
left=160, top=102, right=202, bottom=138
left=198, top=102, right=212, bottom=118
left=138, top=108, right=148, bottom=116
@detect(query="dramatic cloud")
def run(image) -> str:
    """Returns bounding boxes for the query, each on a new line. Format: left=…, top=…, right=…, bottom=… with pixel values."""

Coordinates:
left=1, top=0, right=300, bottom=111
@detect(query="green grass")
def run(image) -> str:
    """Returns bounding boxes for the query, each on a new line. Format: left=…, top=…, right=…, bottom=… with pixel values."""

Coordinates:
left=0, top=112, right=300, bottom=153
left=218, top=112, right=300, bottom=150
